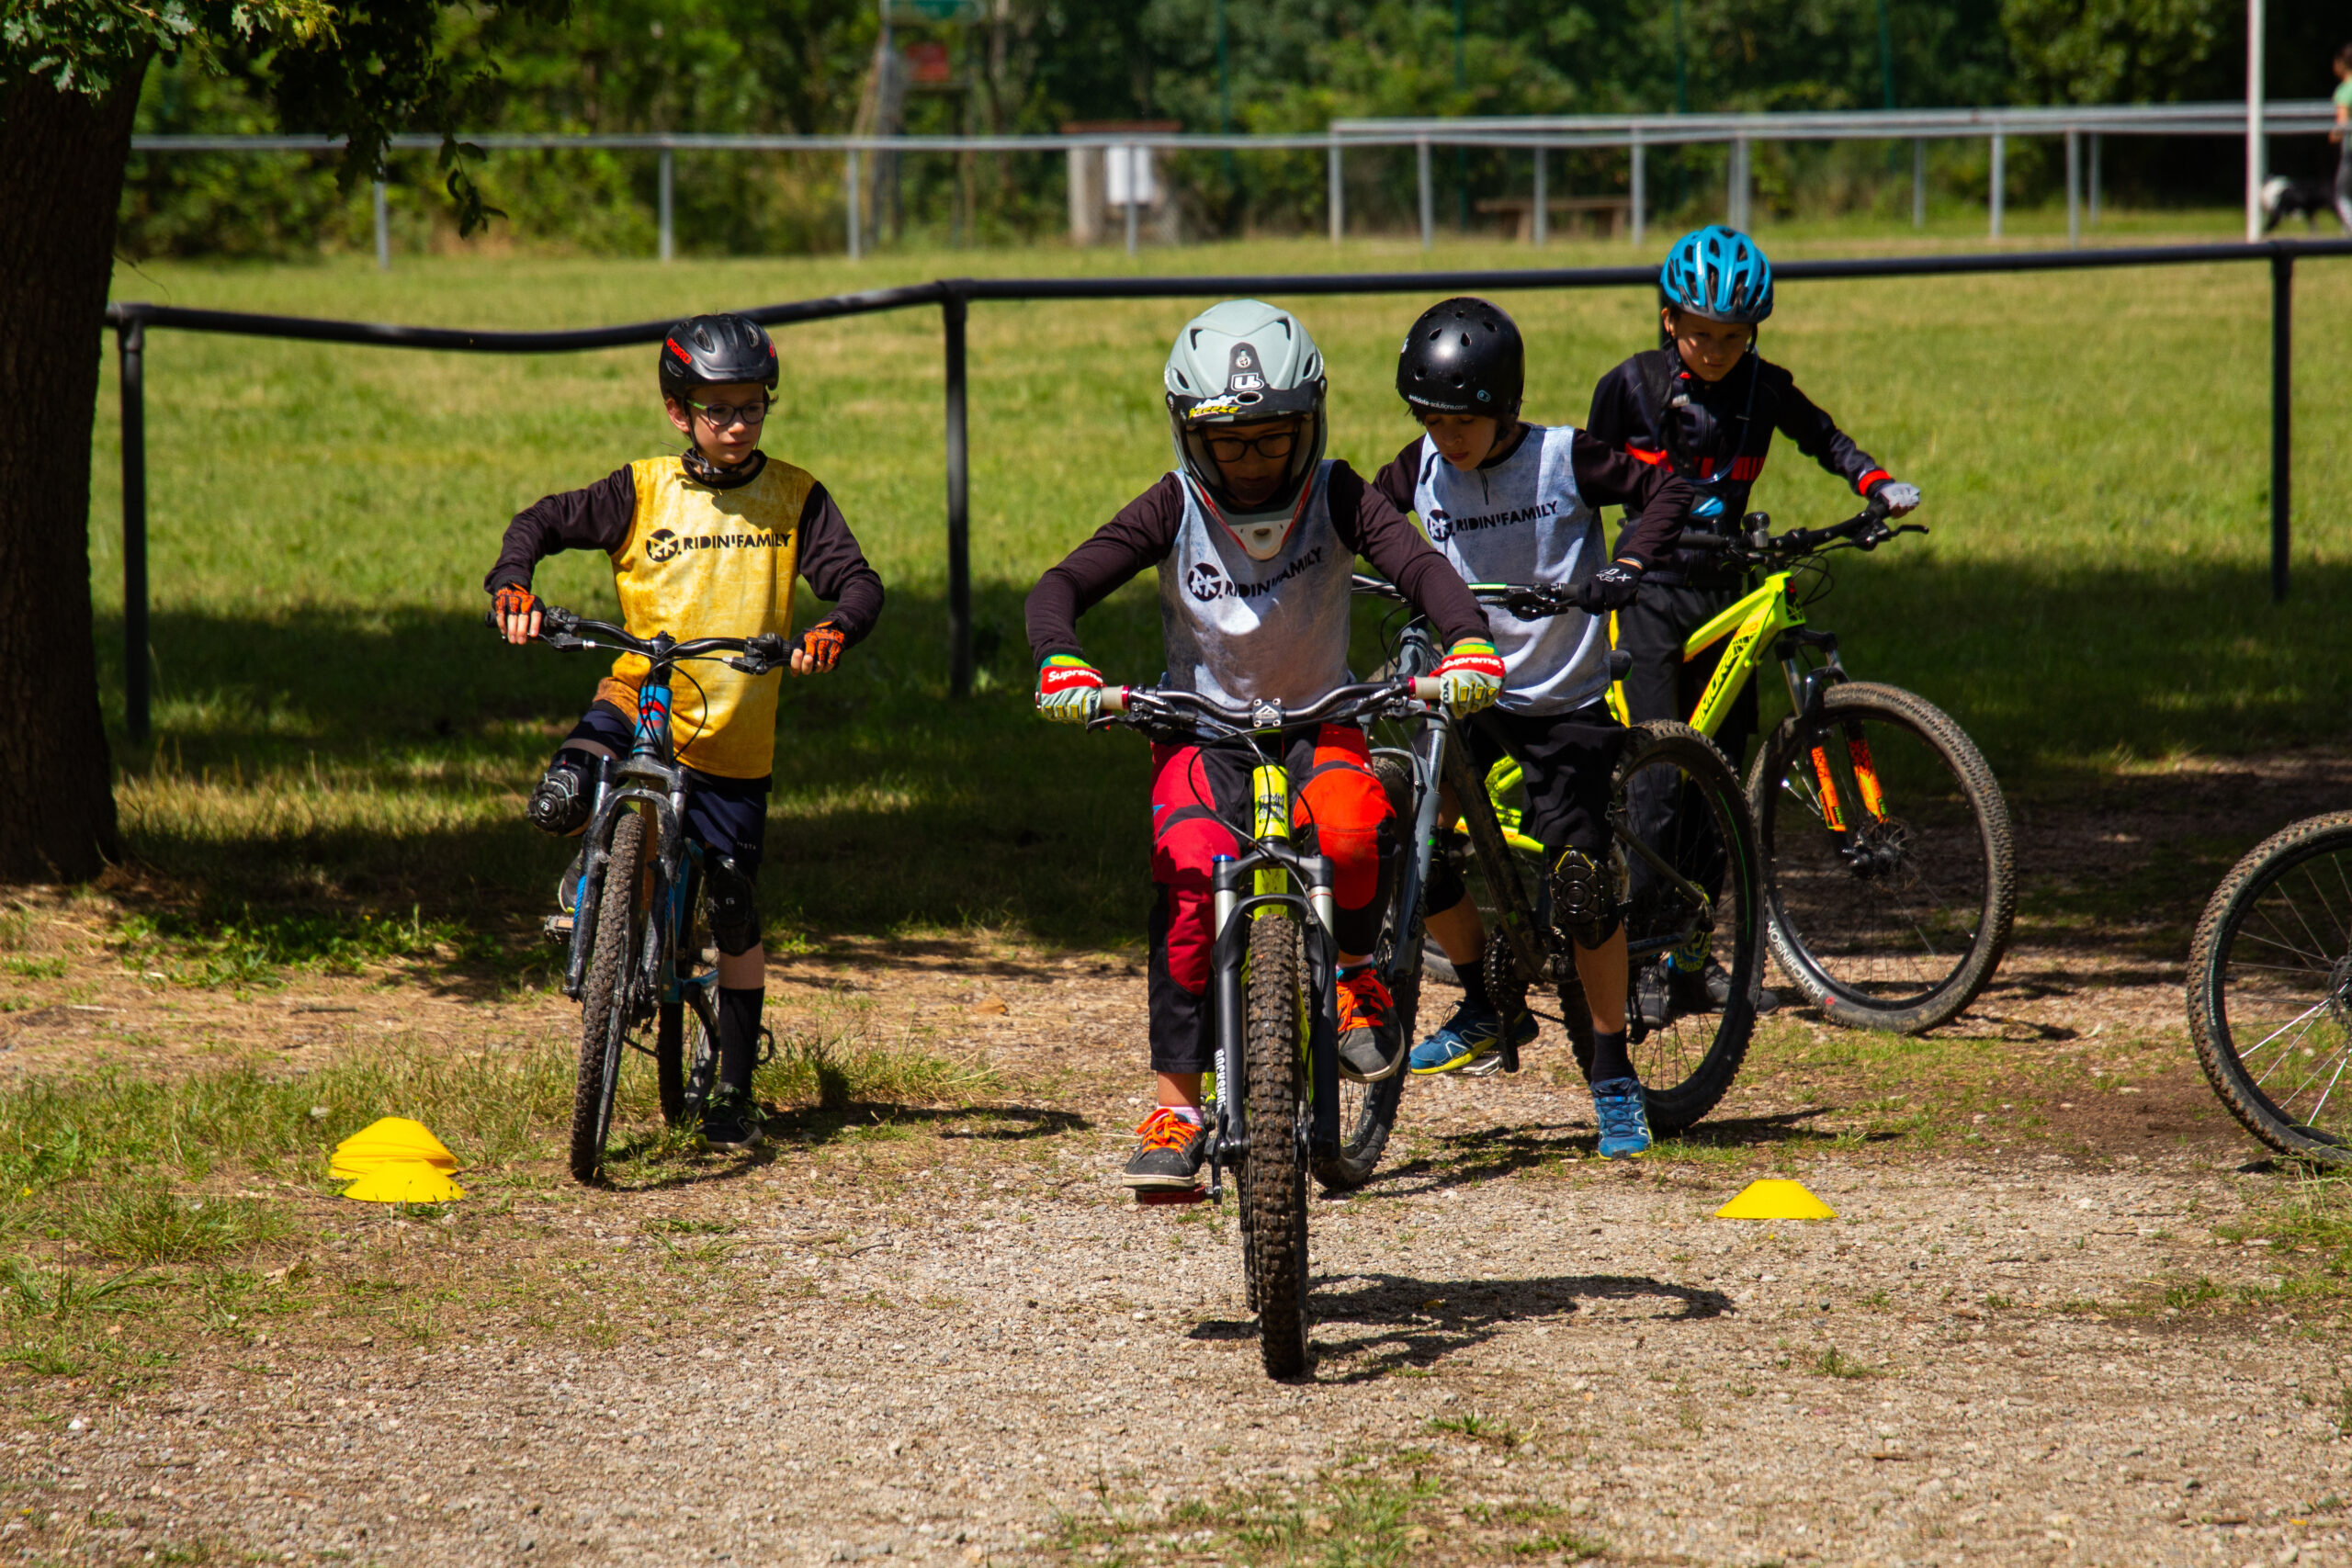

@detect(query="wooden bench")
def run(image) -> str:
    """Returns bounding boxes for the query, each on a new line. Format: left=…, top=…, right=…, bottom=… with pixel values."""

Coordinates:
left=1474, top=196, right=1633, bottom=243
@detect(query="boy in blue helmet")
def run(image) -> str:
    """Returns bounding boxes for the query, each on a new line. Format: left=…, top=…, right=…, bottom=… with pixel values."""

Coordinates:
left=1588, top=226, right=1917, bottom=1025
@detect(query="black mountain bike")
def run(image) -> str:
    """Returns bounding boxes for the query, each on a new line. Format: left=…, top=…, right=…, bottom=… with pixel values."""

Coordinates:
left=2188, top=812, right=2352, bottom=1165
left=497, top=604, right=788, bottom=1183
left=1353, top=575, right=1765, bottom=1147
left=1092, top=676, right=1434, bottom=1379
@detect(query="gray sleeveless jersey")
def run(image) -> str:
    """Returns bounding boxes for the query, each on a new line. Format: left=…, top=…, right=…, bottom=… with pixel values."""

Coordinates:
left=1158, top=462, right=1354, bottom=708
left=1414, top=424, right=1607, bottom=716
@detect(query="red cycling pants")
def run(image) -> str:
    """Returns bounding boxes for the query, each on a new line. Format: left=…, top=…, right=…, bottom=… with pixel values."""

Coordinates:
left=1145, top=725, right=1394, bottom=1075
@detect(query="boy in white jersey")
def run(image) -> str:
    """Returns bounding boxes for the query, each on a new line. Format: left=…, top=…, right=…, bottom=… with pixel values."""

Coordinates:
left=1373, top=298, right=1690, bottom=1158
left=1025, top=299, right=1507, bottom=1194
left=487, top=313, right=885, bottom=1153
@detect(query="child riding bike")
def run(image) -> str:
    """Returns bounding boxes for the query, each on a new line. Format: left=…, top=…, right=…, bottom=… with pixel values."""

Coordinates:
left=485, top=311, right=885, bottom=1152
left=1588, top=225, right=1918, bottom=1024
left=1023, top=299, right=1503, bottom=1194
left=1373, top=297, right=1692, bottom=1158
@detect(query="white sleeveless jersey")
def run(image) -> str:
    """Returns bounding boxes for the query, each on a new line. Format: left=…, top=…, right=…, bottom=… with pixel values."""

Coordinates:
left=1413, top=424, right=1608, bottom=716
left=1158, top=462, right=1355, bottom=709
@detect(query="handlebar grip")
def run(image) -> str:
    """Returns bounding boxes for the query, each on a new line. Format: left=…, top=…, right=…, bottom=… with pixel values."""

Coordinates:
left=1100, top=687, right=1131, bottom=715
left=1410, top=677, right=1442, bottom=702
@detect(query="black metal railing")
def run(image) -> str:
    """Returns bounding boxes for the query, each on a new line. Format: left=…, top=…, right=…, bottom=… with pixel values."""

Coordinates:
left=103, top=236, right=2352, bottom=742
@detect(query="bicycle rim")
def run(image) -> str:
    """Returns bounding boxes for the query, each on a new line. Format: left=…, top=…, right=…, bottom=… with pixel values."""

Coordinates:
left=1617, top=722, right=1758, bottom=1134
left=2188, top=813, right=2352, bottom=1163
left=1242, top=912, right=1311, bottom=1379
left=571, top=809, right=647, bottom=1183
left=1753, top=683, right=2013, bottom=1032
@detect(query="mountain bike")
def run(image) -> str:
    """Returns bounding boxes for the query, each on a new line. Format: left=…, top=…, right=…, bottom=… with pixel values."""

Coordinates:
left=1356, top=577, right=1763, bottom=1140
left=1618, top=500, right=2015, bottom=1035
left=1092, top=676, right=1434, bottom=1379
left=494, top=604, right=788, bottom=1184
left=2187, top=812, right=2352, bottom=1166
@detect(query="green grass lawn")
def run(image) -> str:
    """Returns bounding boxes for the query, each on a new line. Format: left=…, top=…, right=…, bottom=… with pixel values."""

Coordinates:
left=86, top=215, right=2352, bottom=945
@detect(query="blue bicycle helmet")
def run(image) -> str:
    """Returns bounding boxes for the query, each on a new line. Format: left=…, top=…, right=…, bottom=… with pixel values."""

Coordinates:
left=1659, top=226, right=1774, bottom=324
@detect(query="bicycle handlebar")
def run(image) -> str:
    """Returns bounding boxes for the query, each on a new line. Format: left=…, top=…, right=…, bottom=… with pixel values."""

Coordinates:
left=486, top=604, right=791, bottom=676
left=1095, top=677, right=1436, bottom=738
left=1351, top=573, right=1584, bottom=621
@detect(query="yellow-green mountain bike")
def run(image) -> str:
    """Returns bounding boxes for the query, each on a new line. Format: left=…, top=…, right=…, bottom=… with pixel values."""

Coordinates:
left=1610, top=501, right=2015, bottom=1035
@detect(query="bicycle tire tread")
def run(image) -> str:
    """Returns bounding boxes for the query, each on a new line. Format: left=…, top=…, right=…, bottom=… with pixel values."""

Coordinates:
left=570, top=811, right=644, bottom=1185
left=1243, top=915, right=1311, bottom=1378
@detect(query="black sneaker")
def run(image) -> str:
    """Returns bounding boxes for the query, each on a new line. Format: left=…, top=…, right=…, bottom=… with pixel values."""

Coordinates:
left=1634, top=964, right=1675, bottom=1032
left=1336, top=968, right=1404, bottom=1082
left=1121, top=1108, right=1207, bottom=1191
left=698, top=1089, right=765, bottom=1152
left=526, top=760, right=592, bottom=837
left=1669, top=960, right=1780, bottom=1016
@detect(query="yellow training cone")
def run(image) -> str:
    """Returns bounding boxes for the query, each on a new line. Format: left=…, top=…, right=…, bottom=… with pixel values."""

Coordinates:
left=1714, top=1179, right=1838, bottom=1221
left=329, top=1117, right=459, bottom=1180
left=341, top=1161, right=466, bottom=1203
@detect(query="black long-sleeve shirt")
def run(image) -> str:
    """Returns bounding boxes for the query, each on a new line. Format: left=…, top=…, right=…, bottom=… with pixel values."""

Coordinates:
left=1587, top=349, right=1889, bottom=586
left=1025, top=465, right=1489, bottom=662
left=485, top=457, right=886, bottom=644
left=1367, top=423, right=1693, bottom=570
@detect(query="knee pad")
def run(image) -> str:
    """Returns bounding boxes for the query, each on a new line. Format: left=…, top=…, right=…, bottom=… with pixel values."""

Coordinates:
left=1424, top=838, right=1468, bottom=916
left=526, top=754, right=595, bottom=838
left=706, top=854, right=763, bottom=956
left=1549, top=847, right=1623, bottom=950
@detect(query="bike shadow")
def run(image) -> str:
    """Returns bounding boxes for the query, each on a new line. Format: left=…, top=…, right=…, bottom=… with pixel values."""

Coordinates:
left=596, top=1100, right=1089, bottom=1190
left=1356, top=1107, right=1841, bottom=1194
left=1291, top=1269, right=1735, bottom=1382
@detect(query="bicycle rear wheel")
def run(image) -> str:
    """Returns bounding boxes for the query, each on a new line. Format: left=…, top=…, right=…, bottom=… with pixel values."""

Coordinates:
left=2188, top=812, right=2352, bottom=1166
left=1316, top=751, right=1419, bottom=1191
left=1617, top=721, right=1760, bottom=1134
left=1241, top=912, right=1311, bottom=1379
left=571, top=809, right=648, bottom=1183
left=1749, top=682, right=2014, bottom=1034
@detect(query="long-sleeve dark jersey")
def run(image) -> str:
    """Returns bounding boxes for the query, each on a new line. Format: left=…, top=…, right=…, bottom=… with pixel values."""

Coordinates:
left=1587, top=348, right=1890, bottom=587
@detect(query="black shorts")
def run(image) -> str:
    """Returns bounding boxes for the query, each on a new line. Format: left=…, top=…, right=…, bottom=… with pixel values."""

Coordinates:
left=1460, top=701, right=1624, bottom=861
left=563, top=701, right=771, bottom=874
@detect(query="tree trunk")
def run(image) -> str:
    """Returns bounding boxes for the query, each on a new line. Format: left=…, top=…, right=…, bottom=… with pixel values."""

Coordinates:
left=0, top=67, right=146, bottom=882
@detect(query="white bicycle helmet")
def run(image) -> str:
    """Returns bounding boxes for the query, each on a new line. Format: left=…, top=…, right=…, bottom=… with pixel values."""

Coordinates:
left=1163, top=299, right=1328, bottom=560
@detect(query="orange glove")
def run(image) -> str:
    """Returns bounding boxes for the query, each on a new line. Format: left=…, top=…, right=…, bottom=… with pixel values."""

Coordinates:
left=492, top=582, right=541, bottom=644
left=797, top=621, right=847, bottom=674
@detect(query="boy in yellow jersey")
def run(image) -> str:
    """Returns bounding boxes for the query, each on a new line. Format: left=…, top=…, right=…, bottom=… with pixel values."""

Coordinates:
left=486, top=313, right=885, bottom=1151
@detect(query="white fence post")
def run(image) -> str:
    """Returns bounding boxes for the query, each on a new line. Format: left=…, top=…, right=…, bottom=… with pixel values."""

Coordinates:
left=2246, top=0, right=2266, bottom=242
left=2065, top=129, right=2080, bottom=247
left=2088, top=133, right=2101, bottom=227
left=1123, top=144, right=1139, bottom=256
left=855, top=146, right=875, bottom=261
left=1989, top=131, right=2005, bottom=238
left=1328, top=137, right=1343, bottom=243
left=1729, top=134, right=1750, bottom=230
left=1630, top=129, right=1645, bottom=245
left=1912, top=138, right=1926, bottom=228
left=658, top=147, right=674, bottom=262
left=372, top=181, right=389, bottom=270
left=1532, top=144, right=1547, bottom=248
left=1417, top=138, right=1433, bottom=250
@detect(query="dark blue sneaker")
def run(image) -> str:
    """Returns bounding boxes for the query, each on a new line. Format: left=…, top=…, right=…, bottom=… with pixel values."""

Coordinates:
left=1408, top=998, right=1538, bottom=1076
left=1591, top=1077, right=1652, bottom=1158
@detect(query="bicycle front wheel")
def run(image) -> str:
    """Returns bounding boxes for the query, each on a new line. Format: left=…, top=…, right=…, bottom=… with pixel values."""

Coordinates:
left=1617, top=721, right=1760, bottom=1133
left=2188, top=812, right=2352, bottom=1165
left=1749, top=682, right=2014, bottom=1034
left=571, top=809, right=647, bottom=1184
left=1241, top=912, right=1311, bottom=1379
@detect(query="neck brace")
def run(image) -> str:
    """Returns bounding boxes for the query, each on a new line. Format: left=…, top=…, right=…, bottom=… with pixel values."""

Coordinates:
left=1193, top=476, right=1311, bottom=562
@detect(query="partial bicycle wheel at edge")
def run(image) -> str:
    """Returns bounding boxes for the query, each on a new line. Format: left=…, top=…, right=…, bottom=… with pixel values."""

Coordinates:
left=2188, top=811, right=2352, bottom=1166
left=1242, top=913, right=1311, bottom=1378
left=571, top=810, right=647, bottom=1184
left=1748, top=682, right=2014, bottom=1035
left=1616, top=721, right=1759, bottom=1133
left=1315, top=751, right=1419, bottom=1192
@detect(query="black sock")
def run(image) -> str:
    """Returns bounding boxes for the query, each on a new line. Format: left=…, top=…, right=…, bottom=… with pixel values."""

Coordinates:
left=1588, top=1029, right=1633, bottom=1085
left=718, top=986, right=764, bottom=1094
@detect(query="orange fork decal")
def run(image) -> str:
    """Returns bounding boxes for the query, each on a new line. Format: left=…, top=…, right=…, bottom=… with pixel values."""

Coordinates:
left=1847, top=734, right=1886, bottom=820
left=1809, top=747, right=1847, bottom=833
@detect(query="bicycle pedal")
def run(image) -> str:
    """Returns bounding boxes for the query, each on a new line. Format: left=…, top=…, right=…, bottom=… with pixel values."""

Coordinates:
left=1136, top=1187, right=1206, bottom=1207
left=1460, top=1052, right=1509, bottom=1078
left=540, top=913, right=574, bottom=949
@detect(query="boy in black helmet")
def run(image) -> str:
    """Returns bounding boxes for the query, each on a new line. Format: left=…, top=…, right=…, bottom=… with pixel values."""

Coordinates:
left=485, top=312, right=886, bottom=1151
left=1374, top=296, right=1690, bottom=1158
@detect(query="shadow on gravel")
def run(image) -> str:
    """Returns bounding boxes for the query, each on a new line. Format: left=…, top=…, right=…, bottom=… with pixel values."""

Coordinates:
left=600, top=1102, right=1088, bottom=1189
left=1360, top=1108, right=1840, bottom=1193
left=1304, top=1270, right=1736, bottom=1382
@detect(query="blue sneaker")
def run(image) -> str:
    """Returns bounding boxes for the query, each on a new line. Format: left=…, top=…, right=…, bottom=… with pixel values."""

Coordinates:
left=1591, top=1077, right=1652, bottom=1158
left=1408, top=998, right=1537, bottom=1076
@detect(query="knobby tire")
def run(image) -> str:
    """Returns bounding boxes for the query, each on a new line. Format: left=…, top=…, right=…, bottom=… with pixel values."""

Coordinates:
left=571, top=810, right=646, bottom=1184
left=1242, top=913, right=1311, bottom=1379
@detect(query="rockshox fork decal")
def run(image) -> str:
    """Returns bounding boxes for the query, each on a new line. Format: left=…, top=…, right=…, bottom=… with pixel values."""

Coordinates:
left=1809, top=746, right=1848, bottom=833
left=1846, top=728, right=1886, bottom=820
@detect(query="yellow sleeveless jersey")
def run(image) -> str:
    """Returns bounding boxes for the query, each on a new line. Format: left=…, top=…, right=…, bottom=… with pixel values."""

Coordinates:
left=599, top=456, right=810, bottom=780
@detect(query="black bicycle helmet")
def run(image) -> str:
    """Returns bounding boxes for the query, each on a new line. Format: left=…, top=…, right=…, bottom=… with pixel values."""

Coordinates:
left=658, top=313, right=780, bottom=399
left=1396, top=297, right=1524, bottom=426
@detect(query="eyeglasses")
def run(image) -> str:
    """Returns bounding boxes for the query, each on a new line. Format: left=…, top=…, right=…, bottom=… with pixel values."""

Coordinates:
left=1203, top=430, right=1297, bottom=462
left=689, top=399, right=770, bottom=429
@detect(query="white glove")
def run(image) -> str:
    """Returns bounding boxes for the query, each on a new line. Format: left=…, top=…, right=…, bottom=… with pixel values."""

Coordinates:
left=1872, top=480, right=1922, bottom=517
